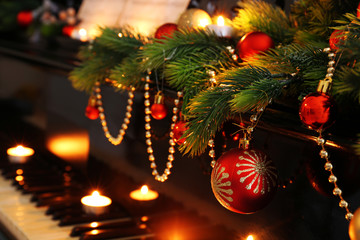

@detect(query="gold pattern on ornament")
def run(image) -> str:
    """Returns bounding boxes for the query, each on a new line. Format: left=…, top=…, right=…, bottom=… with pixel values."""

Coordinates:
left=236, top=150, right=277, bottom=195
left=211, top=165, right=233, bottom=207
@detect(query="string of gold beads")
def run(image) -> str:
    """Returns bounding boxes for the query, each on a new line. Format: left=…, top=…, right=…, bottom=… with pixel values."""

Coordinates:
left=94, top=81, right=135, bottom=145
left=144, top=78, right=183, bottom=182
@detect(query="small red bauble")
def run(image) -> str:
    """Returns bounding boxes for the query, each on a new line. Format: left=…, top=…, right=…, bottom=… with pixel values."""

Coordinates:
left=151, top=103, right=168, bottom=120
left=211, top=148, right=278, bottom=214
left=17, top=11, right=33, bottom=27
left=62, top=25, right=75, bottom=37
left=236, top=31, right=274, bottom=60
left=357, top=2, right=360, bottom=18
left=299, top=92, right=336, bottom=130
left=329, top=30, right=346, bottom=50
left=155, top=23, right=178, bottom=40
left=173, top=121, right=188, bottom=145
left=85, top=105, right=99, bottom=120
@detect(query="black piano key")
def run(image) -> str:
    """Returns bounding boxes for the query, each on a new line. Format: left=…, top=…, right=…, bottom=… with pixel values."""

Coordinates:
left=60, top=211, right=130, bottom=226
left=36, top=194, right=83, bottom=207
left=80, top=225, right=154, bottom=240
left=70, top=217, right=135, bottom=236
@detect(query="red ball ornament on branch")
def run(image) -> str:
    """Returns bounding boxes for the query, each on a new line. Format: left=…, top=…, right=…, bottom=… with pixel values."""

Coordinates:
left=211, top=148, right=278, bottom=214
left=17, top=11, right=33, bottom=27
left=85, top=96, right=99, bottom=120
left=236, top=31, right=274, bottom=60
left=173, top=120, right=188, bottom=145
left=329, top=30, right=346, bottom=50
left=151, top=92, right=168, bottom=120
left=62, top=25, right=75, bottom=37
left=357, top=2, right=360, bottom=18
left=155, top=23, right=178, bottom=40
left=299, top=92, right=336, bottom=130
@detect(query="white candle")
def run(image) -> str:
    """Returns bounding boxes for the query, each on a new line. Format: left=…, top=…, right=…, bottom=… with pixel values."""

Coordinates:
left=130, top=185, right=159, bottom=201
left=7, top=145, right=34, bottom=163
left=206, top=16, right=233, bottom=38
left=81, top=191, right=112, bottom=215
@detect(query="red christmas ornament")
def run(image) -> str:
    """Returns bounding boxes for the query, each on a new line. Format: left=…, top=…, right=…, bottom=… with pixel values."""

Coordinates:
left=17, top=11, right=33, bottom=27
left=329, top=30, right=346, bottom=50
left=155, top=23, right=178, bottom=40
left=236, top=31, right=274, bottom=60
left=357, top=2, right=360, bottom=18
left=62, top=25, right=75, bottom=37
left=85, top=96, right=99, bottom=120
left=173, top=120, right=188, bottom=145
left=151, top=92, right=168, bottom=120
left=299, top=92, right=336, bottom=130
left=211, top=148, right=278, bottom=214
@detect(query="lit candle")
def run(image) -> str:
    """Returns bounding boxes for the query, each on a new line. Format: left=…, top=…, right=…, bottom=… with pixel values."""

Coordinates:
left=81, top=191, right=112, bottom=215
left=7, top=145, right=34, bottom=163
left=130, top=185, right=159, bottom=201
left=206, top=16, right=233, bottom=38
left=70, top=28, right=89, bottom=42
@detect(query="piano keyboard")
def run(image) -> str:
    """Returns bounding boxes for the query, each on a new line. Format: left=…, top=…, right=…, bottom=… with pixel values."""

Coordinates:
left=0, top=149, right=236, bottom=240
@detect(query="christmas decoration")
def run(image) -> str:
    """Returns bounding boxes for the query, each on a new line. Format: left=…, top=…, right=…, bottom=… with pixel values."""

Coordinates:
left=154, top=23, right=178, bottom=40
left=150, top=92, right=168, bottom=120
left=173, top=120, right=188, bottom=145
left=17, top=11, right=33, bottom=27
left=329, top=30, right=346, bottom=50
left=299, top=92, right=336, bottom=130
left=94, top=82, right=135, bottom=145
left=349, top=208, right=360, bottom=240
left=236, top=31, right=274, bottom=59
left=177, top=8, right=212, bottom=30
left=85, top=95, right=99, bottom=120
left=144, top=78, right=183, bottom=182
left=357, top=2, right=360, bottom=18
left=211, top=148, right=278, bottom=214
left=62, top=25, right=75, bottom=37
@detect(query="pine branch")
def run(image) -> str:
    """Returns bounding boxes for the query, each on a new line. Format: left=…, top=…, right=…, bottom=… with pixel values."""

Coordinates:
left=140, top=29, right=231, bottom=71
left=233, top=0, right=295, bottom=43
left=333, top=64, right=360, bottom=103
left=180, top=85, right=237, bottom=156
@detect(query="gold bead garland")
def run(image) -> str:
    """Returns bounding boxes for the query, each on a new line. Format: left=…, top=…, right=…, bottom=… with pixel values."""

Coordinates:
left=144, top=77, right=183, bottom=182
left=310, top=47, right=353, bottom=221
left=94, top=81, right=135, bottom=145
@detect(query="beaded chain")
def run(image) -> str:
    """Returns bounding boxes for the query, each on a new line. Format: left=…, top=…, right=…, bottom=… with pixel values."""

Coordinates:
left=314, top=47, right=353, bottom=221
left=144, top=75, right=183, bottom=182
left=94, top=81, right=135, bottom=145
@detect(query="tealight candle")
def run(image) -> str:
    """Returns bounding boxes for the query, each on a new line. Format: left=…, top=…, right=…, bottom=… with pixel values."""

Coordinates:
left=7, top=145, right=34, bottom=163
left=81, top=191, right=112, bottom=215
left=206, top=16, right=233, bottom=38
left=130, top=185, right=159, bottom=201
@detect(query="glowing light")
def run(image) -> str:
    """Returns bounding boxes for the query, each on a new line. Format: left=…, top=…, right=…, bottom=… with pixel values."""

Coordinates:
left=81, top=191, right=112, bottom=207
left=130, top=185, right=159, bottom=201
left=118, top=33, right=123, bottom=38
left=217, top=16, right=225, bottom=26
left=15, top=176, right=24, bottom=182
left=246, top=235, right=255, bottom=240
left=141, top=216, right=149, bottom=222
left=7, top=145, right=34, bottom=157
left=90, top=229, right=99, bottom=235
left=90, top=222, right=99, bottom=228
left=199, top=18, right=211, bottom=28
left=16, top=169, right=23, bottom=175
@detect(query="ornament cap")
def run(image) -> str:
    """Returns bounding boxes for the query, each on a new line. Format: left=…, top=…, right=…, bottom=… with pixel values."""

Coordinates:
left=88, top=95, right=97, bottom=107
left=317, top=77, right=333, bottom=93
left=154, top=91, right=165, bottom=104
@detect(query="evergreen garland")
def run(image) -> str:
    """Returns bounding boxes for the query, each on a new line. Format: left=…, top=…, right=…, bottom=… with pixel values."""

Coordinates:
left=68, top=0, right=360, bottom=157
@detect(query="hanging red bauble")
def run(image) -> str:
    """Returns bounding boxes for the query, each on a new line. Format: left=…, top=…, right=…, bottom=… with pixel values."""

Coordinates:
left=62, top=25, right=75, bottom=37
left=155, top=23, right=178, bottom=40
left=151, top=92, right=168, bottom=120
left=236, top=31, right=274, bottom=60
left=299, top=92, right=336, bottom=130
left=329, top=30, right=346, bottom=50
left=85, top=105, right=99, bottom=120
left=17, top=11, right=33, bottom=27
left=151, top=104, right=168, bottom=120
left=85, top=96, right=99, bottom=120
left=173, top=120, right=188, bottom=145
left=349, top=208, right=360, bottom=240
left=211, top=148, right=278, bottom=214
left=357, top=2, right=360, bottom=18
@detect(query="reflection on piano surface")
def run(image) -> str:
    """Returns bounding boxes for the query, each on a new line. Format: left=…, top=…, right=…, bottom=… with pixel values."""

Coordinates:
left=0, top=142, right=236, bottom=240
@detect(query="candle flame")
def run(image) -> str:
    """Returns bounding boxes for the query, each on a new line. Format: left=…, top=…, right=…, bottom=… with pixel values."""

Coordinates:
left=90, top=222, right=98, bottom=228
left=141, top=185, right=149, bottom=194
left=92, top=191, right=100, bottom=197
left=217, top=16, right=225, bottom=26
left=246, top=235, right=254, bottom=240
